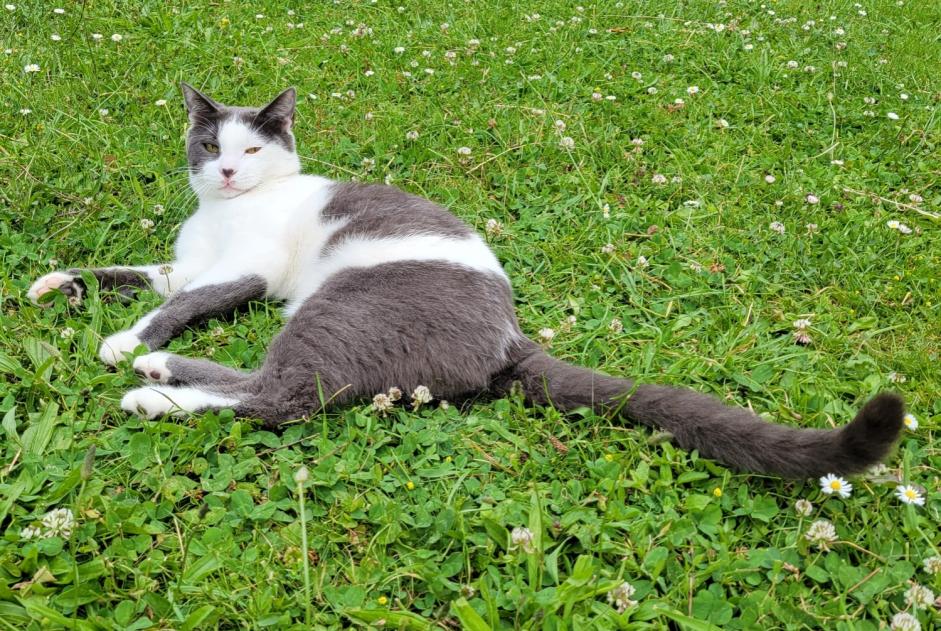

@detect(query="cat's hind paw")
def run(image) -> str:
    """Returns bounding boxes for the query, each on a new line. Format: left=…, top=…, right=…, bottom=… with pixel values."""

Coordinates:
left=27, top=271, right=84, bottom=306
left=121, top=387, right=178, bottom=419
left=133, top=352, right=173, bottom=383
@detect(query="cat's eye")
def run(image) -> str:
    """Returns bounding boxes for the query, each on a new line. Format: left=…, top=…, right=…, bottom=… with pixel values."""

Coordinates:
left=203, top=143, right=219, bottom=153
left=245, top=146, right=262, bottom=154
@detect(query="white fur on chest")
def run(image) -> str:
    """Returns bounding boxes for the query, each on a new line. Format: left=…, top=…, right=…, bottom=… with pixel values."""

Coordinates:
left=176, top=174, right=339, bottom=295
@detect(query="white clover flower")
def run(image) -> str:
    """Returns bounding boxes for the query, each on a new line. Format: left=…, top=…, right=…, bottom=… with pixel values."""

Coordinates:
left=99, top=108, right=109, bottom=116
left=4, top=4, right=15, bottom=10
left=405, top=130, right=419, bottom=141
left=805, top=194, right=820, bottom=204
left=153, top=204, right=165, bottom=215
left=923, top=555, right=941, bottom=575
left=372, top=392, right=393, bottom=414
left=743, top=43, right=754, bottom=51
left=769, top=221, right=785, bottom=234
left=793, top=319, right=812, bottom=330
left=897, top=224, right=912, bottom=234
left=111, top=33, right=123, bottom=42
left=411, top=385, right=432, bottom=408
left=687, top=85, right=700, bottom=95
left=673, top=98, right=685, bottom=106
left=764, top=174, right=776, bottom=184
left=20, top=525, right=42, bottom=540
left=559, top=136, right=575, bottom=150
left=293, top=465, right=309, bottom=484
left=394, top=46, right=405, bottom=54
left=387, top=387, right=402, bottom=402
left=651, top=173, right=667, bottom=185
left=794, top=499, right=814, bottom=516
left=361, top=157, right=375, bottom=171
left=896, top=485, right=925, bottom=506
left=155, top=99, right=167, bottom=106
left=609, top=318, right=623, bottom=333
left=601, top=243, right=615, bottom=254
left=631, top=138, right=644, bottom=146
left=92, top=33, right=103, bottom=40
left=903, top=413, right=918, bottom=431
left=19, top=108, right=31, bottom=115
left=820, top=474, right=852, bottom=498
left=509, top=526, right=535, bottom=553
left=636, top=255, right=649, bottom=268
left=806, top=223, right=818, bottom=233
left=41, top=508, right=75, bottom=539
left=140, top=218, right=155, bottom=230
left=905, top=583, right=934, bottom=608
left=662, top=53, right=674, bottom=62
left=606, top=581, right=637, bottom=612
left=631, top=71, right=643, bottom=80
left=786, top=60, right=799, bottom=69
left=908, top=193, right=922, bottom=203
left=60, top=327, right=75, bottom=339
left=890, top=612, right=921, bottom=631
left=456, top=146, right=472, bottom=156
left=364, top=69, right=374, bottom=77
left=51, top=34, right=61, bottom=41
left=24, top=63, right=40, bottom=73
left=554, top=119, right=566, bottom=132
left=804, top=519, right=838, bottom=550
left=538, top=328, right=556, bottom=344
left=647, top=86, right=658, bottom=94
left=887, top=371, right=905, bottom=383
left=900, top=93, right=909, bottom=101
left=485, top=218, right=503, bottom=236
left=887, top=112, right=900, bottom=120
left=592, top=92, right=603, bottom=102
left=716, top=118, right=729, bottom=128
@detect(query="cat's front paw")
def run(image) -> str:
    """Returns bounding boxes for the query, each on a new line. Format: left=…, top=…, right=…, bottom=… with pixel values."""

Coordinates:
left=133, top=352, right=172, bottom=383
left=121, top=387, right=177, bottom=419
left=27, top=271, right=84, bottom=306
left=99, top=331, right=147, bottom=365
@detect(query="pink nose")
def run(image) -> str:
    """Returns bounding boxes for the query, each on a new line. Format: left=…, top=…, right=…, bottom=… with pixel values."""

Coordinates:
left=221, top=168, right=235, bottom=178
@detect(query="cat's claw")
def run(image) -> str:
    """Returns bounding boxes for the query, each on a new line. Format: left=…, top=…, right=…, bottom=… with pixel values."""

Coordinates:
left=133, top=352, right=173, bottom=383
left=121, top=387, right=178, bottom=419
left=27, top=271, right=84, bottom=306
left=99, top=331, right=146, bottom=366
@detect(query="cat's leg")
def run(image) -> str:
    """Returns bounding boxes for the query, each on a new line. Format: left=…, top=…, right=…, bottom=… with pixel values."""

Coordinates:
left=132, top=351, right=252, bottom=387
left=28, top=264, right=192, bottom=306
left=99, top=273, right=266, bottom=365
left=120, top=384, right=243, bottom=420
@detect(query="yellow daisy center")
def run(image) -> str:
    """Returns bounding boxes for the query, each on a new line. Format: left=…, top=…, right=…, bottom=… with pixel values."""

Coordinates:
left=904, top=489, right=917, bottom=500
left=830, top=481, right=842, bottom=490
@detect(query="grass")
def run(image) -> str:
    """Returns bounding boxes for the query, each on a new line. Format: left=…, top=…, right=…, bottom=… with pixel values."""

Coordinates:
left=1, top=0, right=939, bottom=628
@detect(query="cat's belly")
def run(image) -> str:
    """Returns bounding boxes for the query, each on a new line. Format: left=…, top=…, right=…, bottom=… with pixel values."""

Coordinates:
left=282, top=233, right=508, bottom=317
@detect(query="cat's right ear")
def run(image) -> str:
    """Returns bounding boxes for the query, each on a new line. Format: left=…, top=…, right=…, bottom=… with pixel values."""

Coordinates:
left=180, top=82, right=220, bottom=121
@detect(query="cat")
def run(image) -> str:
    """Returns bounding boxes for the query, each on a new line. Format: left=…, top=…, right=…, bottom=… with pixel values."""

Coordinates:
left=27, top=83, right=904, bottom=478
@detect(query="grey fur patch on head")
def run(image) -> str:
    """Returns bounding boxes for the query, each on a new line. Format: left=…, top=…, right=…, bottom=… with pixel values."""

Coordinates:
left=179, top=83, right=297, bottom=172
left=139, top=275, right=267, bottom=349
left=322, top=183, right=472, bottom=252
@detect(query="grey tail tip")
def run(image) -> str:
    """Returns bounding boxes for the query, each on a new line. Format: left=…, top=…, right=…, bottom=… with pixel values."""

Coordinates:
left=840, top=391, right=905, bottom=470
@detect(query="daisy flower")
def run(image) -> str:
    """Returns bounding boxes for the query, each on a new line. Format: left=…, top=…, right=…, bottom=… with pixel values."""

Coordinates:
left=819, top=474, right=852, bottom=498
left=895, top=485, right=925, bottom=506
left=903, top=413, right=918, bottom=431
left=24, top=63, right=40, bottom=73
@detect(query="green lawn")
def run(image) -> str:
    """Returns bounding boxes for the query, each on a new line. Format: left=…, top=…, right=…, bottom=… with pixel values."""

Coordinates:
left=1, top=1, right=939, bottom=628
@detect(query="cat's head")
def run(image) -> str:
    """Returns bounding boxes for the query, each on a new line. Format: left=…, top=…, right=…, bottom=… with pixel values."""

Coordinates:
left=181, top=83, right=301, bottom=199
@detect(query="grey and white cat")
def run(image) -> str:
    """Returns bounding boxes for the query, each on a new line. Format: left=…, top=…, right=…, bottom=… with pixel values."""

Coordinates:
left=28, top=84, right=904, bottom=478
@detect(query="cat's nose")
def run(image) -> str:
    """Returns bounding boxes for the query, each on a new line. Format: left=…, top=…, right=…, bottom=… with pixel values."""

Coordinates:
left=220, top=168, right=236, bottom=178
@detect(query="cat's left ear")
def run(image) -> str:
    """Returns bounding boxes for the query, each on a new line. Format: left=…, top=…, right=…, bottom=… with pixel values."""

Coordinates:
left=257, top=87, right=296, bottom=132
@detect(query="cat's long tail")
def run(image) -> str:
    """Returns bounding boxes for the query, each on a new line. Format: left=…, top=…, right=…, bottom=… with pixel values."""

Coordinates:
left=493, top=342, right=904, bottom=478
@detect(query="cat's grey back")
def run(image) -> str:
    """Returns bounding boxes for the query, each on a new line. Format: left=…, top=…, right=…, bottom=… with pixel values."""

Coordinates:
left=321, top=182, right=473, bottom=252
